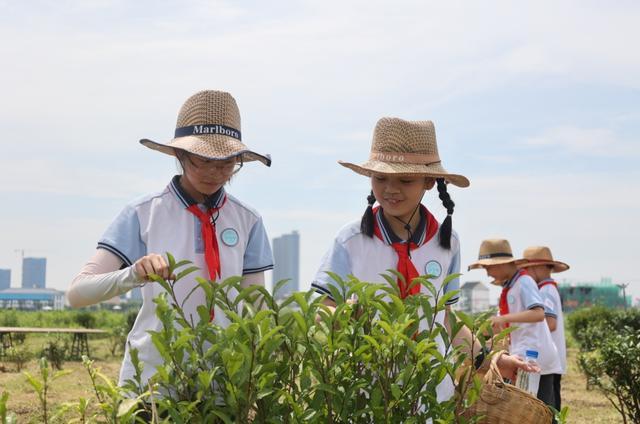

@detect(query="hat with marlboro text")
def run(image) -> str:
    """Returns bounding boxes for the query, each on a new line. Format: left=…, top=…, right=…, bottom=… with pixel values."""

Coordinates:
left=518, top=246, right=570, bottom=273
left=338, top=118, right=469, bottom=187
left=140, top=90, right=271, bottom=166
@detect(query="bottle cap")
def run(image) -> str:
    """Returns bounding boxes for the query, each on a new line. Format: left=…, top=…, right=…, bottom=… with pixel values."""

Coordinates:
left=525, top=350, right=539, bottom=359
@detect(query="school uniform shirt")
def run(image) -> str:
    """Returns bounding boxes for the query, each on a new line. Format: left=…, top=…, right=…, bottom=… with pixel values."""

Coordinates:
left=312, top=205, right=460, bottom=401
left=98, top=176, right=274, bottom=386
left=538, top=278, right=567, bottom=374
left=500, top=272, right=562, bottom=375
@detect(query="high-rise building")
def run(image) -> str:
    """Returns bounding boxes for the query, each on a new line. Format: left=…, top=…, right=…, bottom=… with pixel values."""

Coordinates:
left=0, top=269, right=10, bottom=290
left=22, top=257, right=46, bottom=289
left=272, top=231, right=300, bottom=298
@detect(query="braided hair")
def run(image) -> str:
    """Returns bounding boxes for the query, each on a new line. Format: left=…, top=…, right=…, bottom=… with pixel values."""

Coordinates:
left=436, top=178, right=455, bottom=249
left=360, top=190, right=376, bottom=237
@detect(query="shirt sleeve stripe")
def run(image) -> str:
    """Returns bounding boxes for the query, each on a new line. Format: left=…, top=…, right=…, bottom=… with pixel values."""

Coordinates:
left=311, top=283, right=335, bottom=301
left=242, top=265, right=274, bottom=274
left=97, top=242, right=133, bottom=266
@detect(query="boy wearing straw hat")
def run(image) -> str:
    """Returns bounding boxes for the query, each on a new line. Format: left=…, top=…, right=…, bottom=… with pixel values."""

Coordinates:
left=313, top=118, right=534, bottom=403
left=468, top=239, right=562, bottom=408
left=519, top=246, right=569, bottom=412
left=67, top=90, right=274, bottom=390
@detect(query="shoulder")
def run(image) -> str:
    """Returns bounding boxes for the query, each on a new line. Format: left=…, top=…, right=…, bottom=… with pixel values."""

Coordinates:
left=110, top=187, right=173, bottom=221
left=225, top=193, right=262, bottom=220
left=516, top=274, right=537, bottom=287
left=333, top=219, right=365, bottom=245
left=124, top=186, right=173, bottom=211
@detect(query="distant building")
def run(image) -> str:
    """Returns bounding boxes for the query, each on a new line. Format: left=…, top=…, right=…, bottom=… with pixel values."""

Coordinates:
left=22, top=257, right=46, bottom=289
left=559, top=277, right=628, bottom=311
left=458, top=281, right=490, bottom=314
left=272, top=231, right=300, bottom=298
left=0, top=288, right=65, bottom=310
left=0, top=269, right=10, bottom=290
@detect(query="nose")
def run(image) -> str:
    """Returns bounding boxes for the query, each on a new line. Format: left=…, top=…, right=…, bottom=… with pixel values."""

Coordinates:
left=384, top=179, right=400, bottom=194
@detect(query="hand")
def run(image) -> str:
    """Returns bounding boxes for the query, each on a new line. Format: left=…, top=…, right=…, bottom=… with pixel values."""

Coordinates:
left=134, top=254, right=170, bottom=281
left=496, top=353, right=540, bottom=381
left=490, top=315, right=507, bottom=333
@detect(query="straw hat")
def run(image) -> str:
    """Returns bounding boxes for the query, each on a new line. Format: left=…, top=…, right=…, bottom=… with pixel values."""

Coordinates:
left=338, top=117, right=470, bottom=187
left=140, top=90, right=271, bottom=166
left=468, top=239, right=524, bottom=270
left=518, top=246, right=569, bottom=273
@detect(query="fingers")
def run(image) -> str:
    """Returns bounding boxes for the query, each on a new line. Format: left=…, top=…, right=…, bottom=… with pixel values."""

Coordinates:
left=134, top=254, right=170, bottom=281
left=497, top=354, right=518, bottom=381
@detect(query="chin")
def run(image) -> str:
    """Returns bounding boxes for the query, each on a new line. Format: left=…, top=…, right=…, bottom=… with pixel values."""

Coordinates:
left=197, top=183, right=224, bottom=194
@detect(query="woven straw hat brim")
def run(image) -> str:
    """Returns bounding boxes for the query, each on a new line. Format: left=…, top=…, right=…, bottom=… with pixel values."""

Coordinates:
left=140, top=135, right=271, bottom=166
left=519, top=259, right=570, bottom=273
left=467, top=257, right=526, bottom=271
left=339, top=160, right=470, bottom=188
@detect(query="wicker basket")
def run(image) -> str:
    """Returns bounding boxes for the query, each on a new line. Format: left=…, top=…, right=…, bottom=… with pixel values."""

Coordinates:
left=460, top=353, right=553, bottom=423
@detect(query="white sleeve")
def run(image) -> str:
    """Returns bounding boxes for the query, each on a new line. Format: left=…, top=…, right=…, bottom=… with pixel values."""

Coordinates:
left=67, top=248, right=144, bottom=308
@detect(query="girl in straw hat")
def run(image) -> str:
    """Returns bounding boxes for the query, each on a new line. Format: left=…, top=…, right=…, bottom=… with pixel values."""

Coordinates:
left=67, top=90, right=274, bottom=389
left=518, top=246, right=570, bottom=412
left=468, top=239, right=562, bottom=408
left=312, top=117, right=533, bottom=402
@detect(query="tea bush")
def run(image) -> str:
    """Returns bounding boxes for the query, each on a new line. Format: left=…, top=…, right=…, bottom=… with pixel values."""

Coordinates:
left=5, top=346, right=32, bottom=372
left=114, top=255, right=492, bottom=423
left=4, top=255, right=504, bottom=423
left=39, top=338, right=68, bottom=371
left=568, top=307, right=640, bottom=423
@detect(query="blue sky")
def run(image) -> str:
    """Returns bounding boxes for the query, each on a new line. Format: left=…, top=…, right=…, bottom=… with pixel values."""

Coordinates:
left=1, top=0, right=639, bottom=303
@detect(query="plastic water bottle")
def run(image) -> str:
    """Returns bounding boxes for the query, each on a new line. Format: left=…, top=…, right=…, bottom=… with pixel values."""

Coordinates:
left=515, top=350, right=541, bottom=395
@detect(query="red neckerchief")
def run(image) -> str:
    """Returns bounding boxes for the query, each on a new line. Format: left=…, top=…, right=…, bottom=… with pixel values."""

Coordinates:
left=538, top=278, right=558, bottom=290
left=186, top=195, right=227, bottom=320
left=372, top=205, right=438, bottom=299
left=498, top=269, right=529, bottom=328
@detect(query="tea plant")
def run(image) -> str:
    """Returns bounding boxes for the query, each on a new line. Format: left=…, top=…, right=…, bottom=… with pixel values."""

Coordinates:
left=23, top=357, right=72, bottom=423
left=0, top=391, right=17, bottom=424
left=129, top=254, right=491, bottom=422
left=5, top=346, right=31, bottom=372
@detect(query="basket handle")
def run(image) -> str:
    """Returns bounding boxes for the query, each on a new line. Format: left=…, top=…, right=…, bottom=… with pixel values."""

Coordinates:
left=483, top=350, right=507, bottom=386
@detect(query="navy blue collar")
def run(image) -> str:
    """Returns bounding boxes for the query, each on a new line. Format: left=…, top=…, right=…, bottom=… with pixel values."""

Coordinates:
left=375, top=206, right=426, bottom=245
left=169, top=175, right=225, bottom=209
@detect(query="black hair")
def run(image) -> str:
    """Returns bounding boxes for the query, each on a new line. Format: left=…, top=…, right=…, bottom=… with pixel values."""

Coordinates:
left=436, top=178, right=455, bottom=249
left=360, top=190, right=376, bottom=237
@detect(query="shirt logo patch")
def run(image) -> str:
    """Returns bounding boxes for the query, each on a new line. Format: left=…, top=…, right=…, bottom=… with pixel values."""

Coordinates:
left=221, top=228, right=239, bottom=246
left=425, top=260, right=442, bottom=278
left=508, top=294, right=516, bottom=304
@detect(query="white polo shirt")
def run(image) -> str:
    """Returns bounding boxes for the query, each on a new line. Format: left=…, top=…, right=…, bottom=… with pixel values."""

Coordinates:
left=98, top=176, right=274, bottom=386
left=539, top=279, right=566, bottom=374
left=500, top=272, right=561, bottom=375
left=312, top=206, right=460, bottom=401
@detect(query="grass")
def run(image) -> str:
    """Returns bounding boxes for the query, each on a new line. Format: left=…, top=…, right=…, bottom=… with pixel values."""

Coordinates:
left=561, top=347, right=621, bottom=423
left=0, top=337, right=623, bottom=423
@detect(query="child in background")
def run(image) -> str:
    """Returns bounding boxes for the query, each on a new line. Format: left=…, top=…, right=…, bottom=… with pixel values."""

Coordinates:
left=468, top=238, right=561, bottom=408
left=519, top=246, right=569, bottom=412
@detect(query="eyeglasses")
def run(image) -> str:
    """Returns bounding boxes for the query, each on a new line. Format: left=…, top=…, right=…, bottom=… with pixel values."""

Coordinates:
left=182, top=153, right=243, bottom=175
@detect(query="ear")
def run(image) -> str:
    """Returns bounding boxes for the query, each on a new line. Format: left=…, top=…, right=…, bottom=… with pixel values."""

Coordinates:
left=424, top=178, right=436, bottom=190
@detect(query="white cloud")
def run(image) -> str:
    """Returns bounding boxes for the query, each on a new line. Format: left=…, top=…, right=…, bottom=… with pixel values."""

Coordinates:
left=522, top=126, right=640, bottom=157
left=0, top=156, right=170, bottom=199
